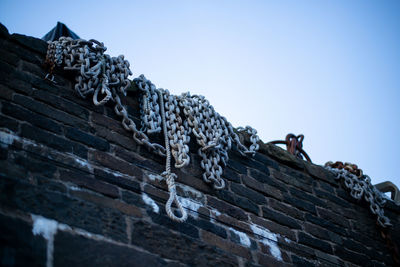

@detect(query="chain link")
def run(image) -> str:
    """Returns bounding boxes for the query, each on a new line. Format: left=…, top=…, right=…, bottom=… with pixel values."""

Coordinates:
left=45, top=37, right=166, bottom=157
left=324, top=161, right=391, bottom=227
left=45, top=38, right=260, bottom=221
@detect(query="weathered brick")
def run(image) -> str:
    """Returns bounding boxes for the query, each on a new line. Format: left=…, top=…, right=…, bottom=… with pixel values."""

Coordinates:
left=314, top=188, right=349, bottom=208
left=54, top=231, right=166, bottom=267
left=149, top=211, right=200, bottom=239
left=317, top=207, right=350, bottom=228
left=92, top=124, right=138, bottom=151
left=229, top=229, right=257, bottom=250
left=0, top=114, right=19, bottom=132
left=70, top=190, right=142, bottom=217
left=304, top=223, right=342, bottom=245
left=289, top=187, right=326, bottom=207
left=91, top=150, right=141, bottom=177
left=0, top=158, right=29, bottom=180
left=305, top=213, right=347, bottom=236
left=298, top=232, right=333, bottom=254
left=252, top=151, right=280, bottom=171
left=114, top=146, right=164, bottom=173
left=242, top=175, right=283, bottom=200
left=2, top=101, right=62, bottom=134
left=250, top=215, right=296, bottom=241
left=10, top=33, right=47, bottom=55
left=121, top=190, right=146, bottom=208
left=283, top=193, right=316, bottom=214
left=258, top=143, right=305, bottom=170
left=0, top=176, right=128, bottom=242
left=261, top=206, right=301, bottom=229
left=91, top=111, right=129, bottom=136
left=0, top=48, right=19, bottom=67
left=131, top=220, right=237, bottom=266
left=0, top=58, right=16, bottom=79
left=35, top=175, right=67, bottom=194
left=315, top=250, right=344, bottom=266
left=188, top=216, right=227, bottom=239
left=143, top=183, right=169, bottom=201
left=248, top=166, right=270, bottom=181
left=291, top=255, right=316, bottom=267
left=0, top=213, right=47, bottom=267
left=305, top=162, right=337, bottom=185
left=201, top=230, right=252, bottom=260
left=1, top=39, right=43, bottom=66
left=226, top=157, right=247, bottom=174
left=223, top=166, right=241, bottom=183
left=20, top=123, right=72, bottom=153
left=270, top=169, right=312, bottom=193
left=13, top=154, right=57, bottom=178
left=176, top=169, right=214, bottom=194
left=215, top=189, right=259, bottom=215
left=269, top=198, right=304, bottom=220
left=230, top=182, right=266, bottom=204
left=257, top=253, right=290, bottom=267
left=13, top=94, right=89, bottom=130
left=72, top=142, right=88, bottom=159
left=333, top=245, right=370, bottom=266
left=66, top=127, right=109, bottom=151
left=60, top=169, right=119, bottom=198
left=32, top=89, right=90, bottom=120
left=318, top=180, right=337, bottom=193
left=94, top=168, right=141, bottom=193
left=277, top=166, right=313, bottom=185
left=207, top=196, right=248, bottom=221
left=214, top=213, right=251, bottom=232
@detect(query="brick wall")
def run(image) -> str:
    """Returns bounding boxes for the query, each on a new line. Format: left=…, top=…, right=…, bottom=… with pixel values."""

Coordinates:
left=0, top=23, right=399, bottom=267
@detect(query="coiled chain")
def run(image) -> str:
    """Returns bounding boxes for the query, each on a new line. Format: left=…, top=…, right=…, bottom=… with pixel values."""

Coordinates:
left=45, top=37, right=166, bottom=157
left=45, top=37, right=260, bottom=222
left=134, top=76, right=260, bottom=190
left=325, top=161, right=391, bottom=228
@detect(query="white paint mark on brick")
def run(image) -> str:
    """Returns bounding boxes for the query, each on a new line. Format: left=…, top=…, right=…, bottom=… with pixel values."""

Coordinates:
left=148, top=174, right=163, bottom=182
left=209, top=209, right=221, bottom=223
left=230, top=228, right=251, bottom=248
left=250, top=224, right=282, bottom=261
left=176, top=183, right=203, bottom=200
left=32, top=215, right=58, bottom=267
left=178, top=197, right=203, bottom=218
left=142, top=193, right=159, bottom=213
left=211, top=209, right=221, bottom=217
left=68, top=185, right=82, bottom=191
left=0, top=130, right=17, bottom=148
left=74, top=158, right=91, bottom=169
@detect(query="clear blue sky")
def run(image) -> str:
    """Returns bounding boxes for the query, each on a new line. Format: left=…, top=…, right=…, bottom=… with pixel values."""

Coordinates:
left=1, top=0, right=399, bottom=188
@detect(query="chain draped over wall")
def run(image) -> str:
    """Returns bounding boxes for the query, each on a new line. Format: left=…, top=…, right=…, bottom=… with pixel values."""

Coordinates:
left=45, top=37, right=260, bottom=221
left=44, top=37, right=394, bottom=228
left=324, top=161, right=391, bottom=228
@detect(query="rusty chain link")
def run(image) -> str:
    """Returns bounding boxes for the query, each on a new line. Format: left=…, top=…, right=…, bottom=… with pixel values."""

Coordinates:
left=269, top=133, right=312, bottom=162
left=324, top=162, right=400, bottom=264
left=324, top=161, right=391, bottom=227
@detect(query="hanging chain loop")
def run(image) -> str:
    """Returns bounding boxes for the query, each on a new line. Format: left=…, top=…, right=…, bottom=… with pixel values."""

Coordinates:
left=45, top=37, right=260, bottom=222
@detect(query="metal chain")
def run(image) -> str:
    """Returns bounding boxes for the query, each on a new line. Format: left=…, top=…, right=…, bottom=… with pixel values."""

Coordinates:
left=45, top=38, right=260, bottom=221
left=135, top=75, right=162, bottom=134
left=44, top=37, right=166, bottom=157
left=324, top=161, right=391, bottom=227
